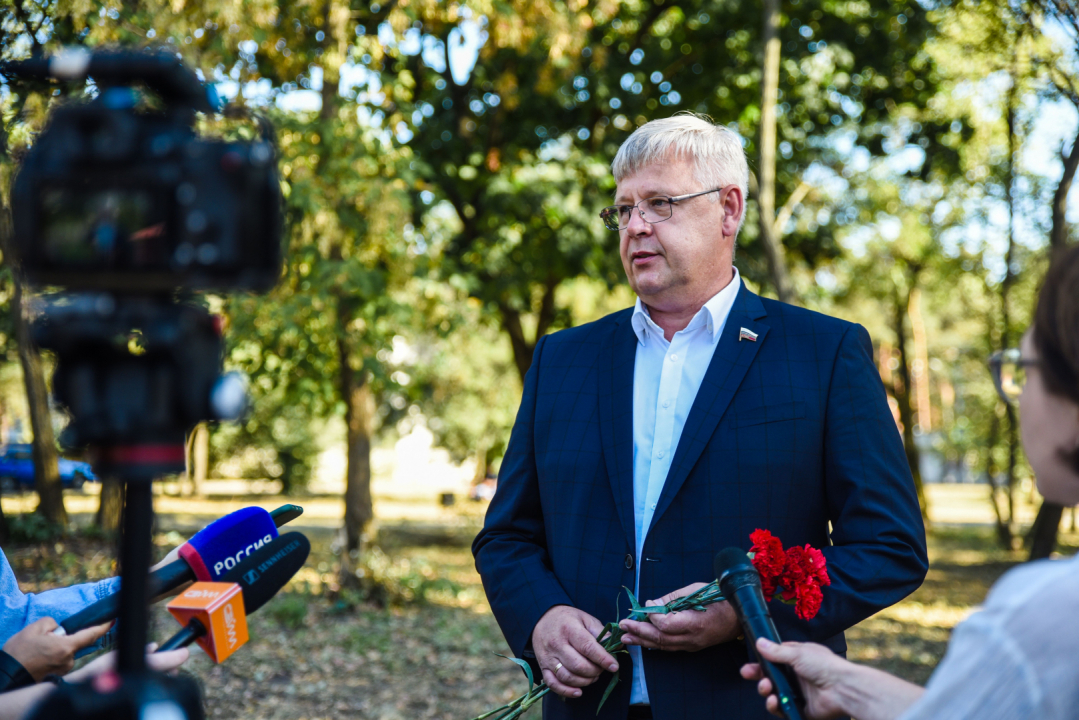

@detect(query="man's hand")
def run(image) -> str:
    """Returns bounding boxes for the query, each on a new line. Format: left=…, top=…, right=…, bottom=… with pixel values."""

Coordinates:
left=618, top=582, right=739, bottom=652
left=3, top=617, right=109, bottom=681
left=531, top=605, right=619, bottom=699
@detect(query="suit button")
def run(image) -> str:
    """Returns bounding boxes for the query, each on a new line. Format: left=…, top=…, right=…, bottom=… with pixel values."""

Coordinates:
left=624, top=554, right=634, bottom=570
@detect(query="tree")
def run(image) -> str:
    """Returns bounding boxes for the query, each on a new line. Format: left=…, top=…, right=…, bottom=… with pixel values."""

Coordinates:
left=0, top=7, right=68, bottom=527
left=756, top=0, right=796, bottom=303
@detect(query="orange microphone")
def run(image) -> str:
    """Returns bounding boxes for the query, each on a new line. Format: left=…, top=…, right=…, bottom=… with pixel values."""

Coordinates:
left=165, top=582, right=248, bottom=663
left=158, top=532, right=310, bottom=659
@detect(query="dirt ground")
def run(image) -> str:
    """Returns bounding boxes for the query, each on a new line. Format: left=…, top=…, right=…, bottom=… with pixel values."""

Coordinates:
left=6, top=494, right=1078, bottom=719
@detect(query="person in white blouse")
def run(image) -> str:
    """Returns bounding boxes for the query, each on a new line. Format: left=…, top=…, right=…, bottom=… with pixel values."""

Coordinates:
left=741, top=243, right=1079, bottom=720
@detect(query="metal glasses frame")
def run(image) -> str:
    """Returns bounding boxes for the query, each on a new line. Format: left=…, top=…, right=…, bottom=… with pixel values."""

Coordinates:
left=600, top=186, right=727, bottom=231
left=988, top=348, right=1038, bottom=406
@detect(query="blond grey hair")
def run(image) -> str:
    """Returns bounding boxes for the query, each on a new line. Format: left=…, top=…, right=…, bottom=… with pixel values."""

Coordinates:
left=612, top=113, right=749, bottom=235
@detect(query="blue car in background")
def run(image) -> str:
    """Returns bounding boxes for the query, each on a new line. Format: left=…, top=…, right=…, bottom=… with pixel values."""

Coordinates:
left=0, top=444, right=96, bottom=493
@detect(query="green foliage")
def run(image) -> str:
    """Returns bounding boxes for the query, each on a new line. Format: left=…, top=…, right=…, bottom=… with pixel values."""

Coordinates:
left=267, top=591, right=310, bottom=630
left=0, top=0, right=1076, bottom=532
left=6, top=512, right=63, bottom=543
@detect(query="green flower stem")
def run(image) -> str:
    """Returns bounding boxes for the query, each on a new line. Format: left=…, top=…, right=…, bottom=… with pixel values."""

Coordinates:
left=472, top=581, right=726, bottom=720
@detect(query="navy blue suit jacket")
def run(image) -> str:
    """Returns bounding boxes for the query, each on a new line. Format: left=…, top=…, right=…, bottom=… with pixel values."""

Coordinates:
left=473, top=284, right=928, bottom=720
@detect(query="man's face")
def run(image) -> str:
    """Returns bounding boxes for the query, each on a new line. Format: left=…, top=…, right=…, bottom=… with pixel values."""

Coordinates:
left=615, top=158, right=737, bottom=312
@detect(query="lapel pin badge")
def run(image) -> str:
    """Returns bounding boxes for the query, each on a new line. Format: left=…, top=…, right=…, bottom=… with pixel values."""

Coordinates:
left=739, top=327, right=758, bottom=342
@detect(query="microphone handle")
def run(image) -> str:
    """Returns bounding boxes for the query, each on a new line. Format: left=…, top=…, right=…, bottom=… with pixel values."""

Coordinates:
left=729, top=584, right=805, bottom=720
left=157, top=618, right=207, bottom=652
left=58, top=559, right=196, bottom=634
left=148, top=558, right=197, bottom=597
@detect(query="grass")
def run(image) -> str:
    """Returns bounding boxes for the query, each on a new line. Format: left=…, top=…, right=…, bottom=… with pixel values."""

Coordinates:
left=4, top=497, right=1077, bottom=719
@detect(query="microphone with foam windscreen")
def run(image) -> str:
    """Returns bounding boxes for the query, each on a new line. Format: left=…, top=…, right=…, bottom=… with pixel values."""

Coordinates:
left=715, top=547, right=805, bottom=720
left=56, top=504, right=302, bottom=635
left=157, top=531, right=310, bottom=654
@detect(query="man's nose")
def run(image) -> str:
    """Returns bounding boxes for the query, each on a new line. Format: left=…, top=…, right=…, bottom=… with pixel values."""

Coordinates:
left=625, top=203, right=652, bottom=234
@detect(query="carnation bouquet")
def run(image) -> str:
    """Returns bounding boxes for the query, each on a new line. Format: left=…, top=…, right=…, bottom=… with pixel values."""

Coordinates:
left=471, top=530, right=830, bottom=720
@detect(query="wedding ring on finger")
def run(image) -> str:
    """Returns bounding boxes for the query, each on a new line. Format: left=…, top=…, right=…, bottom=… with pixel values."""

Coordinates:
left=554, top=662, right=563, bottom=673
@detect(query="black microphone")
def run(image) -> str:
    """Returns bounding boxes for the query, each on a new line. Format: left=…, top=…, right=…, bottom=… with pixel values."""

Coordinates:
left=715, top=547, right=804, bottom=720
left=157, top=531, right=310, bottom=652
left=56, top=503, right=304, bottom=636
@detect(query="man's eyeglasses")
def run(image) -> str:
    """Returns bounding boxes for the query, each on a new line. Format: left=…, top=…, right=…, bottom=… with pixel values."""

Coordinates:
left=599, top=187, right=727, bottom=231
left=988, top=348, right=1038, bottom=405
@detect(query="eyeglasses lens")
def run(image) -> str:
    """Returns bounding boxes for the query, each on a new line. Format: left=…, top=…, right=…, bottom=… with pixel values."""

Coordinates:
left=601, top=198, right=673, bottom=231
left=999, top=362, right=1026, bottom=402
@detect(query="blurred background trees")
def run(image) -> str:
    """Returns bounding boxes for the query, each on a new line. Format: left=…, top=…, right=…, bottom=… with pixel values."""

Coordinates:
left=0, top=0, right=1077, bottom=557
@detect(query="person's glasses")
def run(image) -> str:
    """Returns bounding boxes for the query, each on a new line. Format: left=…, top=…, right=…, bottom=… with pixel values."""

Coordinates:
left=599, top=187, right=727, bottom=231
left=988, top=348, right=1038, bottom=405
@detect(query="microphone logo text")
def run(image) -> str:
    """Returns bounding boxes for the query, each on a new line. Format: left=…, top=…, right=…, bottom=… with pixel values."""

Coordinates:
left=213, top=534, right=274, bottom=576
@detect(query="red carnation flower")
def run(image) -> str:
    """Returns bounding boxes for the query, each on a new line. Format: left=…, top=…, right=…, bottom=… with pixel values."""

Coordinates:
left=804, top=545, right=830, bottom=587
left=749, top=529, right=786, bottom=597
left=779, top=546, right=806, bottom=602
left=793, top=582, right=823, bottom=621
left=776, top=545, right=830, bottom=620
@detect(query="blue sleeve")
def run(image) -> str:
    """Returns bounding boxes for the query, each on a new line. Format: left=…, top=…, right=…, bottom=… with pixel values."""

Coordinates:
left=771, top=324, right=928, bottom=639
left=0, top=549, right=119, bottom=649
left=472, top=335, right=574, bottom=658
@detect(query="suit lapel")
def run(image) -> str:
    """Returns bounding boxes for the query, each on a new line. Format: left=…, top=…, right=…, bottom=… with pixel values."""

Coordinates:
left=648, top=285, right=770, bottom=535
left=599, top=312, right=639, bottom=554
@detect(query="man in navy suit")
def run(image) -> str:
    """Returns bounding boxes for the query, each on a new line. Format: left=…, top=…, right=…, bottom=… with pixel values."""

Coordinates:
left=472, top=114, right=927, bottom=720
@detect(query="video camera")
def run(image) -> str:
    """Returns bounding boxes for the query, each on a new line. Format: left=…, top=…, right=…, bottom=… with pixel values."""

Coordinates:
left=9, top=47, right=280, bottom=294
left=4, top=48, right=281, bottom=454
left=1, top=48, right=285, bottom=719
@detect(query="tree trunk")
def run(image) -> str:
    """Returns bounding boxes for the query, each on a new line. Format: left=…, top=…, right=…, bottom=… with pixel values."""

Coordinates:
left=984, top=412, right=1014, bottom=548
left=0, top=494, right=8, bottom=544
left=497, top=281, right=559, bottom=383
left=96, top=476, right=124, bottom=533
left=11, top=276, right=66, bottom=527
left=500, top=307, right=534, bottom=382
left=190, top=423, right=208, bottom=497
left=907, top=288, right=932, bottom=431
left=1028, top=501, right=1064, bottom=560
left=892, top=287, right=929, bottom=520
left=338, top=336, right=374, bottom=588
left=1002, top=73, right=1022, bottom=537
left=1050, top=123, right=1079, bottom=252
left=472, top=441, right=490, bottom=486
left=756, top=0, right=794, bottom=304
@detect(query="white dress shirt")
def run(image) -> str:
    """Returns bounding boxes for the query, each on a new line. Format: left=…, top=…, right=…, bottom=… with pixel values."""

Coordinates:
left=628, top=267, right=741, bottom=705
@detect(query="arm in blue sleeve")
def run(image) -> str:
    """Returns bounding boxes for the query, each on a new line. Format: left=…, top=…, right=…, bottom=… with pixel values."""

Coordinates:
left=772, top=324, right=928, bottom=639
left=0, top=549, right=119, bottom=651
left=472, top=335, right=574, bottom=659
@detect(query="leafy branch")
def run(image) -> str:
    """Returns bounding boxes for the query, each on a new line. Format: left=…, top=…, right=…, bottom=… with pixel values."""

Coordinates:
left=471, top=582, right=726, bottom=720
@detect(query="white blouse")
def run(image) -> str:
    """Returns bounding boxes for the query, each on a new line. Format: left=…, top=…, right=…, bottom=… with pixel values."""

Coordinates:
left=898, top=550, right=1079, bottom=719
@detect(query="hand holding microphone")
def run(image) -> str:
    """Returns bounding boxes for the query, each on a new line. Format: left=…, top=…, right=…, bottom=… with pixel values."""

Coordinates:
left=740, top=639, right=855, bottom=720
left=714, top=547, right=805, bottom=720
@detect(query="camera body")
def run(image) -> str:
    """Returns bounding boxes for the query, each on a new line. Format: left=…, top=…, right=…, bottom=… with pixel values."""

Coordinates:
left=3, top=50, right=282, bottom=452
left=12, top=93, right=281, bottom=293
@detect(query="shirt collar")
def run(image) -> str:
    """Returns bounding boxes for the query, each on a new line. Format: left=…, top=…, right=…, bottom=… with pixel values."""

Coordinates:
left=631, top=267, right=741, bottom=346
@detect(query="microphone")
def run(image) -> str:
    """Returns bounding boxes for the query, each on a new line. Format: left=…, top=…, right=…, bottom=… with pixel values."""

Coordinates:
left=158, top=531, right=310, bottom=655
left=56, top=504, right=303, bottom=635
left=163, top=582, right=249, bottom=663
left=714, top=547, right=804, bottom=720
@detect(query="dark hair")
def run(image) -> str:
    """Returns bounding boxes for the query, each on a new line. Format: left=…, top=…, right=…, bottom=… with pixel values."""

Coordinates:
left=1033, top=243, right=1079, bottom=473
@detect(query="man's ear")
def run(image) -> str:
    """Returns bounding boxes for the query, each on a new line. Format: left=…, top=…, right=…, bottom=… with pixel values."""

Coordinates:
left=720, top=186, right=744, bottom=238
